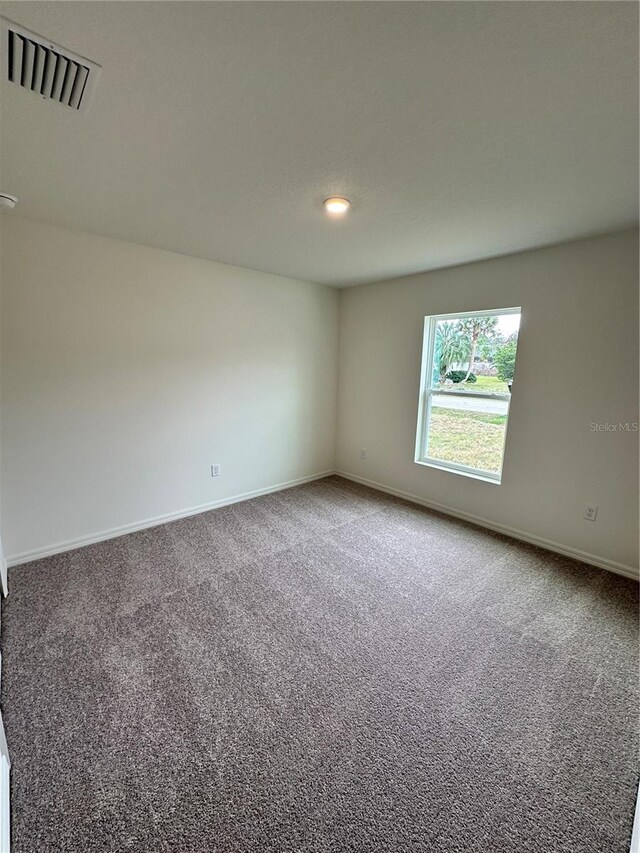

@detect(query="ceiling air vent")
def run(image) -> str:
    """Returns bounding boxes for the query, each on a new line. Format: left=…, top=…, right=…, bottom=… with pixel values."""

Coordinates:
left=2, top=18, right=100, bottom=111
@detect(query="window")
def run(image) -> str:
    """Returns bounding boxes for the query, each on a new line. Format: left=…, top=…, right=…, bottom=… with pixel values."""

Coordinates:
left=415, top=307, right=521, bottom=484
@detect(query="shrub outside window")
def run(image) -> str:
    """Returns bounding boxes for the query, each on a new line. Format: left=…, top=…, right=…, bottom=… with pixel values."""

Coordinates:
left=415, top=307, right=521, bottom=484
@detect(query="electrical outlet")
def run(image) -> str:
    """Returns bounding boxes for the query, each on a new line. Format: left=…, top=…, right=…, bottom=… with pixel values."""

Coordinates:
left=360, top=448, right=366, bottom=460
left=211, top=464, right=221, bottom=477
left=582, top=504, right=598, bottom=522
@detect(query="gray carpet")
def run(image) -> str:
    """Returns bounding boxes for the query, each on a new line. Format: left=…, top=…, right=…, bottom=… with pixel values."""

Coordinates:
left=1, top=475, right=638, bottom=852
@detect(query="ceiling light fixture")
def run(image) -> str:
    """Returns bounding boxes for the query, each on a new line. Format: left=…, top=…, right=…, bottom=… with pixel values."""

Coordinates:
left=323, top=197, right=351, bottom=216
left=0, top=193, right=17, bottom=210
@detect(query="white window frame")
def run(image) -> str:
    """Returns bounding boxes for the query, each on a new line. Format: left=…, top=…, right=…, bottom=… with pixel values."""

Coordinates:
left=414, top=306, right=521, bottom=485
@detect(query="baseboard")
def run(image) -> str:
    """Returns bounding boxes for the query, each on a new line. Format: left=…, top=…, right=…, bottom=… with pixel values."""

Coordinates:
left=0, top=711, right=9, bottom=853
left=631, top=784, right=640, bottom=853
left=6, top=469, right=336, bottom=568
left=335, top=470, right=639, bottom=582
left=8, top=467, right=638, bottom=582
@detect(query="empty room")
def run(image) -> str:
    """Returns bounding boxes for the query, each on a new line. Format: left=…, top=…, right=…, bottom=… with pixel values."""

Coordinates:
left=0, top=2, right=638, bottom=852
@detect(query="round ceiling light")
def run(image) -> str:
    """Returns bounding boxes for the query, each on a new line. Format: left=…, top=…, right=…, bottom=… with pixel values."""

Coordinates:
left=0, top=193, right=18, bottom=210
left=323, top=197, right=351, bottom=216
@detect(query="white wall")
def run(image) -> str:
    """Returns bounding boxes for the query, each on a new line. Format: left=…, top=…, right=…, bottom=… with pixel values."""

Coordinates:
left=336, top=230, right=639, bottom=576
left=0, top=217, right=339, bottom=561
left=2, top=220, right=638, bottom=577
left=0, top=228, right=5, bottom=591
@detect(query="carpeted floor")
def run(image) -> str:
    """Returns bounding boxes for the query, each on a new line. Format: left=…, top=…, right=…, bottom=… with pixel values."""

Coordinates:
left=1, top=475, right=638, bottom=852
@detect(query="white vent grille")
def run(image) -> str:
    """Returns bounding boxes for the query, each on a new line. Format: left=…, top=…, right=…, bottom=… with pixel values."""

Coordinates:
left=2, top=18, right=100, bottom=111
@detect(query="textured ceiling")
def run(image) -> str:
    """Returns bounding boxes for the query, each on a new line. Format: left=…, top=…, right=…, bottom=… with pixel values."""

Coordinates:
left=1, top=1, right=637, bottom=287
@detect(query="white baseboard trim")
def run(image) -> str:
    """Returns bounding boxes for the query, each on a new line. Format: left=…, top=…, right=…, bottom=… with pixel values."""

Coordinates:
left=0, top=712, right=9, bottom=853
left=6, top=470, right=336, bottom=568
left=631, top=783, right=640, bottom=853
left=335, top=470, right=639, bottom=582
left=8, top=467, right=638, bottom=582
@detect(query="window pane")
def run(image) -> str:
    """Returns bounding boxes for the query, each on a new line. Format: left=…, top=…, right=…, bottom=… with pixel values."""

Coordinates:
left=426, top=394, right=509, bottom=475
left=432, top=313, right=520, bottom=394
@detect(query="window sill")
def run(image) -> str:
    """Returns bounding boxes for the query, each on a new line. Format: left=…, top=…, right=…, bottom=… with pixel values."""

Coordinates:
left=414, top=457, right=502, bottom=485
